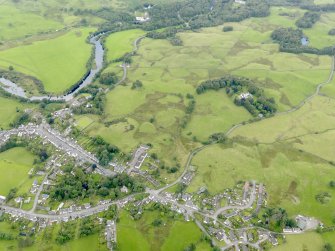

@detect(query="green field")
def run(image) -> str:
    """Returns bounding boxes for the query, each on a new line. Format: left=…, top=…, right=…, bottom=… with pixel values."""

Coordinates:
left=0, top=96, right=34, bottom=129
left=117, top=210, right=211, bottom=251
left=105, top=29, right=146, bottom=61
left=0, top=147, right=35, bottom=196
left=76, top=6, right=334, bottom=176
left=182, top=96, right=335, bottom=224
left=271, top=232, right=324, bottom=251
left=0, top=4, right=63, bottom=42
left=0, top=28, right=93, bottom=94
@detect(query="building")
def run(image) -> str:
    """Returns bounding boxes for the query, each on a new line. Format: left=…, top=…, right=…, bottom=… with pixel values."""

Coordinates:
left=235, top=0, right=246, bottom=4
left=0, top=195, right=6, bottom=204
left=239, top=92, right=252, bottom=100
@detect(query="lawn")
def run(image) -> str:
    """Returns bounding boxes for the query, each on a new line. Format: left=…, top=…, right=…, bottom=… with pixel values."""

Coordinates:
left=0, top=147, right=35, bottom=196
left=105, top=29, right=146, bottom=61
left=0, top=28, right=94, bottom=94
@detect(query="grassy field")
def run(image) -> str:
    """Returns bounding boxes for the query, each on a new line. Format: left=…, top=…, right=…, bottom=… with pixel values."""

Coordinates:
left=0, top=4, right=63, bottom=42
left=105, top=29, right=146, bottom=62
left=0, top=96, right=34, bottom=129
left=76, top=7, right=334, bottom=177
left=230, top=96, right=335, bottom=145
left=271, top=232, right=324, bottom=251
left=117, top=210, right=211, bottom=251
left=0, top=147, right=35, bottom=196
left=183, top=96, right=335, bottom=224
left=188, top=141, right=335, bottom=225
left=0, top=28, right=93, bottom=94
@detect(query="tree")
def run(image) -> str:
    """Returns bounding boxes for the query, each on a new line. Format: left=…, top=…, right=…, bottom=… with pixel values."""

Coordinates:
left=8, top=65, right=14, bottom=71
left=152, top=218, right=163, bottom=227
left=131, top=80, right=143, bottom=89
left=223, top=26, right=233, bottom=32
left=324, top=243, right=334, bottom=251
left=184, top=243, right=196, bottom=251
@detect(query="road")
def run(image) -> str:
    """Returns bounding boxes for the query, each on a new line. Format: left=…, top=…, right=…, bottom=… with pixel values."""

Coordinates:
left=1, top=194, right=136, bottom=221
left=0, top=123, right=115, bottom=176
left=213, top=181, right=256, bottom=219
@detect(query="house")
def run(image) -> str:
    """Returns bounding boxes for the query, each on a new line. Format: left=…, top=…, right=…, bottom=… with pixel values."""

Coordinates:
left=216, top=230, right=226, bottom=241
left=235, top=0, right=246, bottom=4
left=239, top=92, right=252, bottom=100
left=182, top=193, right=192, bottom=201
left=0, top=195, right=6, bottom=203
left=84, top=203, right=91, bottom=209
left=15, top=197, right=23, bottom=204
left=41, top=194, right=49, bottom=201
left=121, top=186, right=129, bottom=193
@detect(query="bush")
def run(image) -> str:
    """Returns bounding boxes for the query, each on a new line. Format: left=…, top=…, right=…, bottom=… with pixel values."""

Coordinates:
left=223, top=26, right=233, bottom=32
left=329, top=29, right=335, bottom=36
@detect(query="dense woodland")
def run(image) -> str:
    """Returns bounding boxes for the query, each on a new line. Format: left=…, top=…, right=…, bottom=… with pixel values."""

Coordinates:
left=50, top=168, right=144, bottom=201
left=271, top=28, right=335, bottom=55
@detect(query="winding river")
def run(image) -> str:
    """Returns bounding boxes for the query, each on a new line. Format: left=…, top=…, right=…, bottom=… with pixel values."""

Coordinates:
left=0, top=34, right=105, bottom=102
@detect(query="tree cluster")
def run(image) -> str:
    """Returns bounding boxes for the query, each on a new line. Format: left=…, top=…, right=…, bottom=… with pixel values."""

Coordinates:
left=55, top=222, right=76, bottom=245
left=99, top=72, right=118, bottom=86
left=260, top=207, right=297, bottom=232
left=79, top=217, right=100, bottom=238
left=90, top=136, right=119, bottom=165
left=329, top=29, right=335, bottom=36
left=295, top=11, right=320, bottom=28
left=50, top=169, right=144, bottom=201
left=196, top=76, right=277, bottom=116
left=271, top=27, right=334, bottom=55
left=73, top=85, right=106, bottom=115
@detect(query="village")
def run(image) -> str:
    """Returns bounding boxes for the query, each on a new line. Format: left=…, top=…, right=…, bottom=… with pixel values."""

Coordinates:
left=0, top=122, right=322, bottom=250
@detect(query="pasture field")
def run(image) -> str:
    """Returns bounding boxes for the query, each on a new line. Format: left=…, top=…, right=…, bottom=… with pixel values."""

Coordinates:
left=186, top=96, right=335, bottom=224
left=0, top=28, right=94, bottom=94
left=230, top=96, right=335, bottom=145
left=0, top=4, right=63, bottom=42
left=314, top=0, right=335, bottom=4
left=0, top=147, right=35, bottom=196
left=270, top=232, right=324, bottom=251
left=117, top=210, right=211, bottom=251
left=105, top=29, right=146, bottom=61
left=304, top=12, right=335, bottom=49
left=78, top=6, right=334, bottom=174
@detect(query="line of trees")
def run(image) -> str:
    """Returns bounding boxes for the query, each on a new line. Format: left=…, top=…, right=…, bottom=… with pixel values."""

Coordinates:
left=295, top=11, right=320, bottom=28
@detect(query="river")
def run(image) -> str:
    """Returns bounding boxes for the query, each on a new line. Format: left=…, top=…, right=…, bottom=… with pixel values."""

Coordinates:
left=0, top=33, right=105, bottom=102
